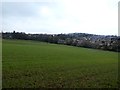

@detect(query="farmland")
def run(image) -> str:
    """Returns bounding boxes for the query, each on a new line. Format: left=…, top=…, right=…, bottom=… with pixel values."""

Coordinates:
left=2, top=39, right=118, bottom=88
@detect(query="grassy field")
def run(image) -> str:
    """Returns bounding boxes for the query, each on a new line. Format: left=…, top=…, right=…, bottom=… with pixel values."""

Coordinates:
left=2, top=39, right=118, bottom=88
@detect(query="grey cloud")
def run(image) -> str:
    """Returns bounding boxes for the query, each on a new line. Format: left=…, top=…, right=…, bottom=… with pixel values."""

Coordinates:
left=2, top=2, right=62, bottom=18
left=2, top=2, right=41, bottom=17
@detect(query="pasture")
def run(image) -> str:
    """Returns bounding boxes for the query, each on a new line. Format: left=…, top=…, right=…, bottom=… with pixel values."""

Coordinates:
left=2, top=39, right=118, bottom=88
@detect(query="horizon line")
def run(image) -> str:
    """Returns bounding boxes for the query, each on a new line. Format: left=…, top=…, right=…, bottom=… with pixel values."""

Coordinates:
left=1, top=31, right=119, bottom=36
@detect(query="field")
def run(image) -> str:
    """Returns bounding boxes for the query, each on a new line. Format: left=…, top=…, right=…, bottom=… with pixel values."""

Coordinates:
left=2, top=39, right=118, bottom=88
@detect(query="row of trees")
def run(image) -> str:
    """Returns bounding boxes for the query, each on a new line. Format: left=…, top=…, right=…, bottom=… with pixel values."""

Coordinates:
left=2, top=31, right=120, bottom=52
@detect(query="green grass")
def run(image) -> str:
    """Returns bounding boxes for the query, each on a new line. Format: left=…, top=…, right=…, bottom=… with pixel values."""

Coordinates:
left=2, top=39, right=118, bottom=88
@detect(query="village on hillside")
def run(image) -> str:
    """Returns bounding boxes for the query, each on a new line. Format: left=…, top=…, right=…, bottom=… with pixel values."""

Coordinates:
left=2, top=31, right=120, bottom=52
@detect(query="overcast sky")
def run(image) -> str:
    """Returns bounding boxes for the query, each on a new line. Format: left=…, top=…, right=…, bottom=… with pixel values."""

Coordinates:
left=1, top=0, right=119, bottom=35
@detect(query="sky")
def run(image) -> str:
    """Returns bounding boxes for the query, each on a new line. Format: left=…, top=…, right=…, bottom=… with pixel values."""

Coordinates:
left=1, top=0, right=119, bottom=35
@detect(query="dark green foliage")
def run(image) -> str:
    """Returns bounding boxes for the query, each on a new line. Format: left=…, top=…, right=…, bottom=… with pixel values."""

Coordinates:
left=2, top=31, right=120, bottom=52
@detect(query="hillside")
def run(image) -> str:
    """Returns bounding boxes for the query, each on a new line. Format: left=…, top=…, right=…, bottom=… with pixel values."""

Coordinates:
left=2, top=31, right=120, bottom=52
left=2, top=39, right=118, bottom=88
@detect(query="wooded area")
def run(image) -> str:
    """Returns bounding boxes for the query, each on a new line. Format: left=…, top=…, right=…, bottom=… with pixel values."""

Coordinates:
left=2, top=31, right=120, bottom=52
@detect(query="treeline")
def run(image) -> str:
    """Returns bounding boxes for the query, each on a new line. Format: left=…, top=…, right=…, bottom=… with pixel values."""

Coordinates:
left=2, top=31, right=120, bottom=52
